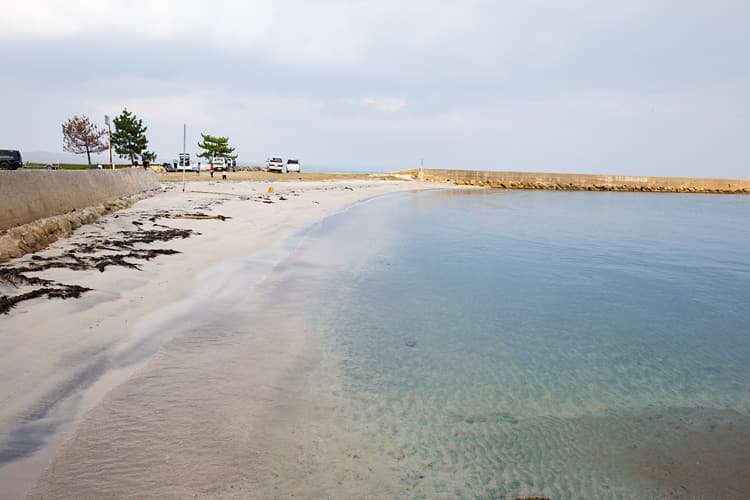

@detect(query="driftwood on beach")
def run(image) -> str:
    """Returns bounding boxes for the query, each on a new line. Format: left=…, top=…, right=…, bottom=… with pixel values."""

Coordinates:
left=174, top=214, right=231, bottom=221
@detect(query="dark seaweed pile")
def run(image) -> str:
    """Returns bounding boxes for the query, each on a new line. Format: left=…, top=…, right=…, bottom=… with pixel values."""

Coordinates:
left=0, top=214, right=198, bottom=315
left=0, top=186, right=294, bottom=315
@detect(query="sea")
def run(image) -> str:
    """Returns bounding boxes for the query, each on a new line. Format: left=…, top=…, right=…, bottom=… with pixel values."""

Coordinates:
left=32, top=189, right=750, bottom=498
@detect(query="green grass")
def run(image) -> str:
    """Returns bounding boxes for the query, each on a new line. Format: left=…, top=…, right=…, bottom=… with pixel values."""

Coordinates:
left=23, top=162, right=132, bottom=170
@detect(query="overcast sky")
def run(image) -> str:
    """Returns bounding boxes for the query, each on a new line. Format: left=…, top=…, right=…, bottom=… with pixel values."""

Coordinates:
left=2, top=1, right=748, bottom=176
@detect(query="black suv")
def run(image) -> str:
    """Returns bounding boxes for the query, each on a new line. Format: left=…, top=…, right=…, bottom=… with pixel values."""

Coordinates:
left=0, top=150, right=23, bottom=170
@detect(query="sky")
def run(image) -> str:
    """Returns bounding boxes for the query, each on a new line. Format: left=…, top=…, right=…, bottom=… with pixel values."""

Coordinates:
left=1, top=0, right=748, bottom=176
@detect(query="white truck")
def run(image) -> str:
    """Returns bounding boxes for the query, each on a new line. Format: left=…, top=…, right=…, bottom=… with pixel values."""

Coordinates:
left=286, top=158, right=300, bottom=173
left=267, top=156, right=283, bottom=173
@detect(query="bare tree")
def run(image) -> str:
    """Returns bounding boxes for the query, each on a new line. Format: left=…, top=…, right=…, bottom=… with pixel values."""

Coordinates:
left=62, top=115, right=109, bottom=166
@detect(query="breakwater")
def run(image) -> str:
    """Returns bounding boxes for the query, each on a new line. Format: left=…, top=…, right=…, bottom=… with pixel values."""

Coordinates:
left=414, top=169, right=750, bottom=194
left=0, top=169, right=161, bottom=262
left=0, top=169, right=160, bottom=230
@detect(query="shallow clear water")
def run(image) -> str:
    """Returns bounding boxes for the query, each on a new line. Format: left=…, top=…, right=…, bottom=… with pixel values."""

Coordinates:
left=32, top=189, right=750, bottom=499
left=300, top=190, right=750, bottom=498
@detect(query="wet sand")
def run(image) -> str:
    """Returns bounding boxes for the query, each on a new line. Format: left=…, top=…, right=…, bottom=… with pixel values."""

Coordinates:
left=0, top=178, right=438, bottom=498
left=617, top=407, right=750, bottom=499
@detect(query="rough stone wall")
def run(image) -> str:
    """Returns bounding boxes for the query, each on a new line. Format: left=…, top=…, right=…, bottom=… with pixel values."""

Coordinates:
left=416, top=169, right=750, bottom=194
left=0, top=169, right=161, bottom=231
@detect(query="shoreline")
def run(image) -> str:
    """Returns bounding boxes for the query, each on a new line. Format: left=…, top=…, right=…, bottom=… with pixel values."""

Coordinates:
left=0, top=178, right=444, bottom=497
left=2, top=182, right=746, bottom=497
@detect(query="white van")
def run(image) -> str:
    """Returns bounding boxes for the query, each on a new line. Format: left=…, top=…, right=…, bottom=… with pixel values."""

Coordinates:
left=211, top=157, right=226, bottom=171
left=286, top=158, right=300, bottom=173
left=267, top=156, right=283, bottom=173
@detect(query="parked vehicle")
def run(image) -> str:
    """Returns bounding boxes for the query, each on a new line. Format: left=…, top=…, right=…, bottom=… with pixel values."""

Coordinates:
left=177, top=163, right=197, bottom=172
left=267, top=156, right=283, bottom=173
left=0, top=150, right=23, bottom=170
left=211, top=157, right=227, bottom=172
left=178, top=153, right=190, bottom=168
left=286, top=158, right=300, bottom=173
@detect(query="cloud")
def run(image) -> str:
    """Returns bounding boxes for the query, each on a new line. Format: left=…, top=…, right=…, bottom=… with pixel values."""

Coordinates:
left=0, top=0, right=480, bottom=69
left=350, top=97, right=407, bottom=113
left=77, top=81, right=330, bottom=162
left=1, top=1, right=749, bottom=175
left=88, top=95, right=213, bottom=128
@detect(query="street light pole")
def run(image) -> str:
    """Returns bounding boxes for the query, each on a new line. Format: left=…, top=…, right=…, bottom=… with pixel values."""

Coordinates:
left=105, top=115, right=113, bottom=169
left=182, top=123, right=186, bottom=192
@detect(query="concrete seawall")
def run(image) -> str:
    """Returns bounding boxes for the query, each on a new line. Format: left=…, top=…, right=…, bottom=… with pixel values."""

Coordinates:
left=415, top=169, right=750, bottom=194
left=0, top=169, right=161, bottom=231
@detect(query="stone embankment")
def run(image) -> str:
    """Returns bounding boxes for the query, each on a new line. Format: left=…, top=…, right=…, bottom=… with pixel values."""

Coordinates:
left=0, top=170, right=161, bottom=262
left=414, top=169, right=750, bottom=194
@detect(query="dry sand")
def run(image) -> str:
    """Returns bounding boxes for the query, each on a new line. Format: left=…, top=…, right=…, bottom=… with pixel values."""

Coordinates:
left=0, top=178, right=442, bottom=498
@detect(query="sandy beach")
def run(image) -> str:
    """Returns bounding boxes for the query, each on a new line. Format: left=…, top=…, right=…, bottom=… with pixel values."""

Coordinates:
left=0, top=178, right=442, bottom=498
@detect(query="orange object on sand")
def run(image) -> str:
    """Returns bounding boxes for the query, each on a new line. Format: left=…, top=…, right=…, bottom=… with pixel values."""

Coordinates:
left=268, top=186, right=274, bottom=193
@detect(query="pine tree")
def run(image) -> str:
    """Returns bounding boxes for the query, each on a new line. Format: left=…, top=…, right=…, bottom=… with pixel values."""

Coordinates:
left=61, top=115, right=108, bottom=166
left=197, top=133, right=237, bottom=160
left=112, top=108, right=149, bottom=165
left=141, top=151, right=157, bottom=164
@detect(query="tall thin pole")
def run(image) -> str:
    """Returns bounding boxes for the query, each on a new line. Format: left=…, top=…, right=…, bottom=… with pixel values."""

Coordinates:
left=105, top=115, right=113, bottom=169
left=182, top=124, right=186, bottom=192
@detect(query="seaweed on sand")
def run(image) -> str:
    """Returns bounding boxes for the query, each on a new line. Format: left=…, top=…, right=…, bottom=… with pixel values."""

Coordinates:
left=0, top=285, right=91, bottom=315
left=0, top=222, right=194, bottom=315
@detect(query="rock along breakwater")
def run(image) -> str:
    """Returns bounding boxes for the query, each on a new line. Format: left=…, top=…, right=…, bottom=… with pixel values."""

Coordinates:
left=414, top=169, right=750, bottom=194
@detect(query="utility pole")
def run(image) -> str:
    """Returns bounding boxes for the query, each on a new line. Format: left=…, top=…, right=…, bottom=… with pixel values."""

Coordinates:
left=182, top=123, right=187, bottom=192
left=105, top=115, right=113, bottom=169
